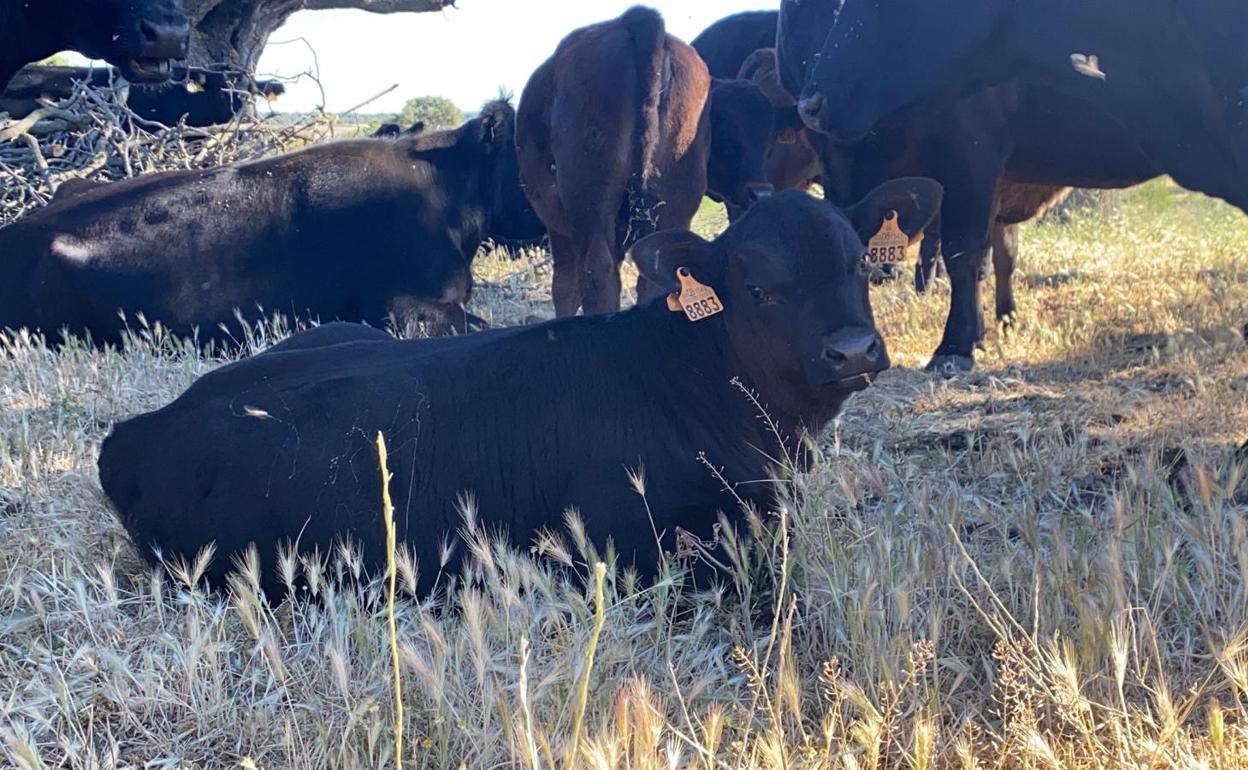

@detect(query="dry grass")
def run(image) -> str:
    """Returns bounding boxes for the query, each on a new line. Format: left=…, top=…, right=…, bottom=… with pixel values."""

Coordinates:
left=2, top=180, right=1248, bottom=768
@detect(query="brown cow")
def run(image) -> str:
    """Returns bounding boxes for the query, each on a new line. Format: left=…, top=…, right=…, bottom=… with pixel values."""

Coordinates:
left=517, top=6, right=778, bottom=316
left=733, top=48, right=824, bottom=216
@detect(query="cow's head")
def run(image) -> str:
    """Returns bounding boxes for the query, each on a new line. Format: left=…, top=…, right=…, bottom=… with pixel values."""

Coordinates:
left=735, top=48, right=825, bottom=193
left=37, top=0, right=189, bottom=83
left=798, top=0, right=1009, bottom=139
left=631, top=180, right=941, bottom=411
left=474, top=100, right=547, bottom=242
left=706, top=78, right=780, bottom=210
left=775, top=0, right=847, bottom=101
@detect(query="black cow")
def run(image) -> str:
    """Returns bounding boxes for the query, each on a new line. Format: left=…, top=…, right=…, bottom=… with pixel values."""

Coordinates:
left=371, top=121, right=425, bottom=139
left=689, top=10, right=778, bottom=79
left=98, top=182, right=941, bottom=597
left=517, top=7, right=782, bottom=316
left=0, top=65, right=114, bottom=117
left=127, top=69, right=286, bottom=126
left=0, top=65, right=284, bottom=126
left=799, top=0, right=1248, bottom=212
left=0, top=101, right=546, bottom=347
left=779, top=0, right=1158, bottom=372
left=0, top=0, right=188, bottom=90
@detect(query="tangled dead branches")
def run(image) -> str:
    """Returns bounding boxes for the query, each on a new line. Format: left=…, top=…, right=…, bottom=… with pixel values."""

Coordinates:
left=0, top=78, right=336, bottom=227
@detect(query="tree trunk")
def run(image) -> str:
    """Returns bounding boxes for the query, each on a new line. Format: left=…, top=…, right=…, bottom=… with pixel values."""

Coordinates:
left=180, top=0, right=449, bottom=72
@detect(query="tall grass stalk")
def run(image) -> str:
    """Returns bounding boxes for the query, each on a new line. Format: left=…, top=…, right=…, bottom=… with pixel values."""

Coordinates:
left=567, top=561, right=608, bottom=766
left=377, top=432, right=404, bottom=770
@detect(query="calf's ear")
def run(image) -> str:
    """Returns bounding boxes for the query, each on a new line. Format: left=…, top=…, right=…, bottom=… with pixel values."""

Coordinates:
left=629, top=229, right=717, bottom=295
left=845, top=177, right=943, bottom=242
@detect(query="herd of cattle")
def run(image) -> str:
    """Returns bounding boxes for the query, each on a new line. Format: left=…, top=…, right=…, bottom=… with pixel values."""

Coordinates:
left=3, top=0, right=1246, bottom=595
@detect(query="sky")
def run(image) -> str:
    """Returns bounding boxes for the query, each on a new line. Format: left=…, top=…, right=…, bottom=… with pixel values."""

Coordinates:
left=250, top=1, right=768, bottom=115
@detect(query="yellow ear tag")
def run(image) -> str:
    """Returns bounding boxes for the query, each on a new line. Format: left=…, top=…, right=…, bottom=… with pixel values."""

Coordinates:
left=866, top=210, right=909, bottom=265
left=666, top=267, right=724, bottom=321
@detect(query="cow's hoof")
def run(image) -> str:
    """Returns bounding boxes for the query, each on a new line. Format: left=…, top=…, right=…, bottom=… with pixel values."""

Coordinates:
left=925, top=354, right=975, bottom=375
left=998, top=312, right=1017, bottom=334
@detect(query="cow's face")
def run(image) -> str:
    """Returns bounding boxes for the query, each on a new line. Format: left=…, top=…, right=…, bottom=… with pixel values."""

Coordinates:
left=45, top=0, right=189, bottom=83
left=707, top=79, right=778, bottom=210
left=798, top=0, right=1005, bottom=139
left=474, top=102, right=547, bottom=242
left=734, top=48, right=825, bottom=194
left=632, top=180, right=941, bottom=406
left=775, top=0, right=847, bottom=100
left=761, top=106, right=821, bottom=190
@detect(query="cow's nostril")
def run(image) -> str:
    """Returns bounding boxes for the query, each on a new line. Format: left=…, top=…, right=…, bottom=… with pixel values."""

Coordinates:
left=822, top=345, right=847, bottom=365
left=139, top=21, right=160, bottom=43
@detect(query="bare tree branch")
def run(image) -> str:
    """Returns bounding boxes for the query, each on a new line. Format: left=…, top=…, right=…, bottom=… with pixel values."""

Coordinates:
left=178, top=0, right=450, bottom=73
left=305, top=0, right=450, bottom=11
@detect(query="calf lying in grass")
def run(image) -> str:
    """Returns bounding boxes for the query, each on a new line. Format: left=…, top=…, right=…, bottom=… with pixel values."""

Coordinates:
left=99, top=184, right=941, bottom=597
left=0, top=101, right=542, bottom=347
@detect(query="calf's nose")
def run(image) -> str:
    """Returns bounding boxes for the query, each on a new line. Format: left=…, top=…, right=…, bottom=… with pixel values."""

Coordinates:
left=138, top=18, right=191, bottom=58
left=821, top=327, right=889, bottom=378
left=746, top=182, right=774, bottom=203
left=797, top=92, right=826, bottom=132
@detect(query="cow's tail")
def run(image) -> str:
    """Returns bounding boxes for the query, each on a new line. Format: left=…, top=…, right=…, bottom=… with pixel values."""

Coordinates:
left=621, top=5, right=666, bottom=247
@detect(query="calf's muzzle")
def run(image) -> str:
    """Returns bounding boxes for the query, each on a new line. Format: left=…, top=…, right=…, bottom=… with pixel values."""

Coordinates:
left=820, top=326, right=890, bottom=387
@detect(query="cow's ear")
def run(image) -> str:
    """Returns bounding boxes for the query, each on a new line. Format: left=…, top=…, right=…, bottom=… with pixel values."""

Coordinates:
left=630, top=229, right=718, bottom=295
left=477, top=101, right=516, bottom=152
left=845, top=177, right=943, bottom=242
left=405, top=120, right=425, bottom=136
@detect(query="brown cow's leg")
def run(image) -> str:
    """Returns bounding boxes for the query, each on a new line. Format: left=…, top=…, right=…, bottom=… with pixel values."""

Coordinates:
left=549, top=231, right=582, bottom=317
left=992, top=221, right=1020, bottom=329
left=580, top=236, right=622, bottom=315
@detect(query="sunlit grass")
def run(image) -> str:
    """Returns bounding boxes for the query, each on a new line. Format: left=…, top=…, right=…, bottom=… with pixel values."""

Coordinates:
left=1, top=180, right=1247, bottom=768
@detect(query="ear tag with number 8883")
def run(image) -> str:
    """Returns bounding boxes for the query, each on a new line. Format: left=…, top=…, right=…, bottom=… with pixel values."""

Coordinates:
left=666, top=266, right=723, bottom=322
left=866, top=210, right=909, bottom=265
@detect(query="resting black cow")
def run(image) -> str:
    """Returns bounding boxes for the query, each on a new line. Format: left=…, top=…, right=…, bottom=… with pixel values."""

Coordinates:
left=517, top=7, right=784, bottom=316
left=98, top=182, right=942, bottom=597
left=799, top=0, right=1248, bottom=212
left=0, top=101, right=545, bottom=347
left=0, top=0, right=188, bottom=90
left=0, top=65, right=284, bottom=126
left=778, top=0, right=1158, bottom=372
left=127, top=69, right=286, bottom=126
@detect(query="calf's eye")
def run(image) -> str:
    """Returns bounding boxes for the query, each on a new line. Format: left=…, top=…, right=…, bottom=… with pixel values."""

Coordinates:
left=748, top=285, right=770, bottom=303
